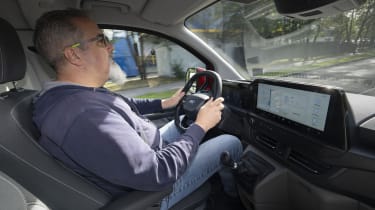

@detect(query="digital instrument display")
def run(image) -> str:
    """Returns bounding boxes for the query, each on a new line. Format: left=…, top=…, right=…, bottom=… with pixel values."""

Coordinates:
left=256, top=83, right=330, bottom=131
left=222, top=81, right=252, bottom=109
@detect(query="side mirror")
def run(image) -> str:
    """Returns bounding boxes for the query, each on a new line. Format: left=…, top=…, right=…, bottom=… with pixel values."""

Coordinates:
left=185, top=67, right=198, bottom=83
left=185, top=67, right=207, bottom=93
left=185, top=67, right=207, bottom=81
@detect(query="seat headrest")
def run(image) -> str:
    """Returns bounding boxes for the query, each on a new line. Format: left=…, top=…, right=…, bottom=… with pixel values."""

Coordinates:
left=0, top=18, right=26, bottom=84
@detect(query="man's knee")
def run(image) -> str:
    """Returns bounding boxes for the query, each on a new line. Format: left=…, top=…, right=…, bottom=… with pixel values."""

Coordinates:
left=219, top=134, right=242, bottom=147
left=219, top=134, right=243, bottom=159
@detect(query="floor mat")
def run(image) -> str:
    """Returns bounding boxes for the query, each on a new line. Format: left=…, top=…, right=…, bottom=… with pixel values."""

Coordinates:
left=206, top=174, right=247, bottom=210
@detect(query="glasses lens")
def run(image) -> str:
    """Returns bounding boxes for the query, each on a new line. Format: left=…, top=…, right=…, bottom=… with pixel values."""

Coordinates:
left=104, top=35, right=110, bottom=46
left=97, top=34, right=110, bottom=47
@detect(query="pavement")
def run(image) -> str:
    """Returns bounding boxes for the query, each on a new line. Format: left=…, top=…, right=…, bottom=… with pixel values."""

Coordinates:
left=282, top=57, right=375, bottom=95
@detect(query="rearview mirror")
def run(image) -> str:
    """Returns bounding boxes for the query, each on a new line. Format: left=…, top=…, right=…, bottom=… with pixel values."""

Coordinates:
left=274, top=0, right=365, bottom=19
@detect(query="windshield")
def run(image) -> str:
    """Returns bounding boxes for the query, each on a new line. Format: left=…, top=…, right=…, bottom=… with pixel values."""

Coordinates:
left=186, top=0, right=375, bottom=96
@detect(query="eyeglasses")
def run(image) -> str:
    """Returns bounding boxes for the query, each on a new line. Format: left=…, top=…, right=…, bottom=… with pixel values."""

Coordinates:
left=65, top=33, right=110, bottom=50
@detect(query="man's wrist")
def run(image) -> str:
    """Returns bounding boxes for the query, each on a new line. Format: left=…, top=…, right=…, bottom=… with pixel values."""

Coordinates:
left=161, top=99, right=169, bottom=109
left=194, top=121, right=209, bottom=133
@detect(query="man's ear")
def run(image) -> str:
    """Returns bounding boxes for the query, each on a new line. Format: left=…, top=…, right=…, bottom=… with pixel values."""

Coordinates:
left=63, top=47, right=83, bottom=66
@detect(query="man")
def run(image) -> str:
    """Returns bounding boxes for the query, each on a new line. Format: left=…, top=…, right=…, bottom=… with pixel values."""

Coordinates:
left=32, top=9, right=242, bottom=209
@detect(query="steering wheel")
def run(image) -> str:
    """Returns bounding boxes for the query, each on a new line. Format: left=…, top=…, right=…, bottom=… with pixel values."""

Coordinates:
left=174, top=70, right=222, bottom=131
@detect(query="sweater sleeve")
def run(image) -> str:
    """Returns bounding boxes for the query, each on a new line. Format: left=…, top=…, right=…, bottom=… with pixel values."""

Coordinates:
left=129, top=98, right=163, bottom=114
left=62, top=108, right=205, bottom=191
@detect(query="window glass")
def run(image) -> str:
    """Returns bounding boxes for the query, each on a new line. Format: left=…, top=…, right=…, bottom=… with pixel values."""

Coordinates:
left=103, top=29, right=205, bottom=98
left=186, top=0, right=375, bottom=96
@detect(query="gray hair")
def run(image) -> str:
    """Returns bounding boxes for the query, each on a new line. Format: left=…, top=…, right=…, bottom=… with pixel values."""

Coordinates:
left=33, top=9, right=89, bottom=70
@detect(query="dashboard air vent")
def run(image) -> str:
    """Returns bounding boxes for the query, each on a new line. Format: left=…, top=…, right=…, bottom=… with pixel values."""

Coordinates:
left=255, top=135, right=277, bottom=151
left=288, top=150, right=330, bottom=175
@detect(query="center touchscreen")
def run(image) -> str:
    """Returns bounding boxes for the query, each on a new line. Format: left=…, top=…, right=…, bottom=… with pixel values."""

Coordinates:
left=256, top=83, right=330, bottom=131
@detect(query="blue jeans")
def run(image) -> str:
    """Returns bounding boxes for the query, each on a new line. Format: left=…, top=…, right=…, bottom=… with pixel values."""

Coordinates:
left=159, top=121, right=243, bottom=210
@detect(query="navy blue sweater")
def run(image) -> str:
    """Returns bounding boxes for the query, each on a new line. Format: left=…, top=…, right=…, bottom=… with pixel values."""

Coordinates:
left=33, top=85, right=205, bottom=195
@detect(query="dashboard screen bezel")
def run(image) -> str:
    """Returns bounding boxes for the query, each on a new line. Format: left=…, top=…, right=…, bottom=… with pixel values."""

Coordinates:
left=251, top=79, right=347, bottom=150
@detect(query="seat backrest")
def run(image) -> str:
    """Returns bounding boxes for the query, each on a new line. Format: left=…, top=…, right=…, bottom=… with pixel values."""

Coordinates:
left=0, top=170, right=50, bottom=210
left=0, top=17, right=111, bottom=210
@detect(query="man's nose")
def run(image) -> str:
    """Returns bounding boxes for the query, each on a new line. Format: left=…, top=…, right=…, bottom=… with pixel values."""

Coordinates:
left=107, top=43, right=114, bottom=53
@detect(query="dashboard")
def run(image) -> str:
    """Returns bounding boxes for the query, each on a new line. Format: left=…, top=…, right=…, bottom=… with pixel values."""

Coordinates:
left=219, top=78, right=375, bottom=207
left=222, top=78, right=347, bottom=150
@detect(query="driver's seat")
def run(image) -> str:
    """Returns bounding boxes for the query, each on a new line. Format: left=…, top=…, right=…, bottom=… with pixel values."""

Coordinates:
left=0, top=17, right=210, bottom=210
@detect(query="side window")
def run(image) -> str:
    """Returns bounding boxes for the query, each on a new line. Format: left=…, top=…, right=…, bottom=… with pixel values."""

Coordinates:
left=103, top=29, right=205, bottom=98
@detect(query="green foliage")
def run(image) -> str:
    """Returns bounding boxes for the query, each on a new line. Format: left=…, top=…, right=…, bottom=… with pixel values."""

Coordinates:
left=188, top=0, right=375, bottom=50
left=135, top=89, right=179, bottom=99
left=171, top=60, right=185, bottom=79
left=250, top=11, right=314, bottom=39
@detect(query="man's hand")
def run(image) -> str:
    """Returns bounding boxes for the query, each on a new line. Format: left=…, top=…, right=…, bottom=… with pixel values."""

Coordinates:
left=161, top=88, right=185, bottom=109
left=195, top=97, right=224, bottom=132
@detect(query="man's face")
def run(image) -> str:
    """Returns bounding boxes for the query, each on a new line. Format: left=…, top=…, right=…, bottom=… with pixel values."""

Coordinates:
left=73, top=17, right=113, bottom=85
